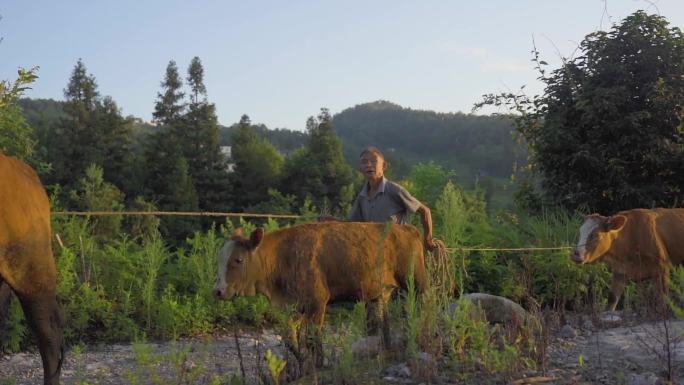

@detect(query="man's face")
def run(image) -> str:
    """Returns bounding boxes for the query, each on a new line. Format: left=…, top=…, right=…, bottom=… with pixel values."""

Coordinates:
left=359, top=152, right=384, bottom=181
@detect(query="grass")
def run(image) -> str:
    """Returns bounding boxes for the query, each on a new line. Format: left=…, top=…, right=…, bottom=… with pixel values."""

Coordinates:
left=0, top=180, right=617, bottom=384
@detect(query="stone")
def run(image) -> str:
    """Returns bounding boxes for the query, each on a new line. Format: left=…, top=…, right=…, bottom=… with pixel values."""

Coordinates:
left=385, top=362, right=411, bottom=378
left=449, top=293, right=533, bottom=326
left=600, top=311, right=622, bottom=325
left=560, top=324, right=577, bottom=339
left=260, top=329, right=283, bottom=347
left=625, top=372, right=659, bottom=385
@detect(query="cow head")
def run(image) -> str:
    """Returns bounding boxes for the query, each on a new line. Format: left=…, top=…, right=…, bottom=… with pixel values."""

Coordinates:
left=213, top=227, right=264, bottom=300
left=571, top=214, right=627, bottom=264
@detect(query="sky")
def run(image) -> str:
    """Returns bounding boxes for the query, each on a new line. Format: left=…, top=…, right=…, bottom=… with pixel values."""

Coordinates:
left=2, top=0, right=684, bottom=131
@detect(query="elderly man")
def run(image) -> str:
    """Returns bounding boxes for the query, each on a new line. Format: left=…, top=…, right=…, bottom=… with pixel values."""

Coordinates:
left=321, top=146, right=437, bottom=251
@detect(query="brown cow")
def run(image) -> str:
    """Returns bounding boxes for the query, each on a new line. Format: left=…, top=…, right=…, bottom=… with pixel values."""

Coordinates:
left=0, top=154, right=64, bottom=385
left=213, top=221, right=427, bottom=348
left=571, top=208, right=684, bottom=310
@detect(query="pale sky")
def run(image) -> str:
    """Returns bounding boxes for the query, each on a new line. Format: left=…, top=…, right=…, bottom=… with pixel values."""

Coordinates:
left=2, top=1, right=683, bottom=131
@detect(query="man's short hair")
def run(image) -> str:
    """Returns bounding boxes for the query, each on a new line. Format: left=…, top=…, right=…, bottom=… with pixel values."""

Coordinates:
left=359, top=146, right=385, bottom=160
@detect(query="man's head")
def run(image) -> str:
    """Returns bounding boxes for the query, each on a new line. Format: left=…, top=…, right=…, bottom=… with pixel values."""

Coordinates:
left=359, top=146, right=387, bottom=181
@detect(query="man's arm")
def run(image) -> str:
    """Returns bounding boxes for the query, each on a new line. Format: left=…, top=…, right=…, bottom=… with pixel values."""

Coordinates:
left=417, top=204, right=437, bottom=251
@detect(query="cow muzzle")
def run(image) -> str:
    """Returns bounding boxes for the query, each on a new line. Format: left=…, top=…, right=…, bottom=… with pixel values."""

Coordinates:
left=212, top=287, right=233, bottom=300
left=570, top=249, right=584, bottom=263
left=212, top=288, right=225, bottom=299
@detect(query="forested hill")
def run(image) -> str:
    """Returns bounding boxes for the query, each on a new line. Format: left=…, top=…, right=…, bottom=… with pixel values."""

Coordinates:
left=18, top=98, right=525, bottom=183
left=220, top=123, right=307, bottom=156
left=333, top=101, right=525, bottom=180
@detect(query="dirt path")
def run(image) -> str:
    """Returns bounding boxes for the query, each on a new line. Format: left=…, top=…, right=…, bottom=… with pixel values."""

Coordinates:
left=0, top=331, right=285, bottom=385
left=545, top=317, right=684, bottom=384
left=2, top=318, right=683, bottom=384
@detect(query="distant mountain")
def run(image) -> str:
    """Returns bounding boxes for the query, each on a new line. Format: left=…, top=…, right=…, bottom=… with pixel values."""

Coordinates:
left=332, top=100, right=526, bottom=181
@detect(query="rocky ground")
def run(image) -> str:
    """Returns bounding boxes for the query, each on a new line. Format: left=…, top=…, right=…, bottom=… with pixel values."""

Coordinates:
left=1, top=313, right=683, bottom=385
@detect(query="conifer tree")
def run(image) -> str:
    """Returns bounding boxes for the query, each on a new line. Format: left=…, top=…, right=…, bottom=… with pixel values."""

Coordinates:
left=153, top=60, right=185, bottom=126
left=182, top=57, right=231, bottom=211
left=96, top=96, right=134, bottom=193
left=48, top=59, right=100, bottom=187
left=48, top=60, right=133, bottom=195
left=281, top=109, right=354, bottom=214
left=230, top=114, right=284, bottom=209
left=144, top=60, right=188, bottom=206
left=160, top=156, right=200, bottom=239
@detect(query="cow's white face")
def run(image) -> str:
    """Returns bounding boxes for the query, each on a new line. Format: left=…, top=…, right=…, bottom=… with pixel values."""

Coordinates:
left=213, top=240, right=236, bottom=299
left=212, top=228, right=264, bottom=300
left=571, top=214, right=627, bottom=264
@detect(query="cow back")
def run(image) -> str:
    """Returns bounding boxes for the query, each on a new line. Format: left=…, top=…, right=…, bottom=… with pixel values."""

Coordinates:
left=264, top=222, right=425, bottom=303
left=652, top=208, right=684, bottom=265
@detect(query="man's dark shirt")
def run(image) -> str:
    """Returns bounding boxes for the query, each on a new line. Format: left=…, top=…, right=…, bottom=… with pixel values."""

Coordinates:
left=348, top=177, right=422, bottom=224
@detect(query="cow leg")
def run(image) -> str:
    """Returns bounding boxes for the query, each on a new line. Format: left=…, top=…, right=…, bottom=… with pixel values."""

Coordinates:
left=654, top=270, right=671, bottom=316
left=310, top=301, right=328, bottom=368
left=298, top=297, right=328, bottom=368
left=366, top=300, right=381, bottom=335
left=367, top=288, right=394, bottom=349
left=609, top=272, right=627, bottom=311
left=18, top=293, right=64, bottom=385
left=0, top=280, right=12, bottom=334
left=379, top=288, right=394, bottom=349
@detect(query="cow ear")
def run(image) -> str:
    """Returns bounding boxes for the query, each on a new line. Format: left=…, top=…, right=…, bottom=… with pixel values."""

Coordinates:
left=233, top=228, right=244, bottom=237
left=249, top=228, right=264, bottom=249
left=605, top=215, right=627, bottom=231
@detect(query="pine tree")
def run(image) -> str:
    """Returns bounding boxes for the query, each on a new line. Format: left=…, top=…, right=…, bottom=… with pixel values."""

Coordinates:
left=230, top=114, right=284, bottom=209
left=47, top=60, right=133, bottom=195
left=182, top=57, right=231, bottom=212
left=187, top=57, right=207, bottom=105
left=281, top=109, right=354, bottom=214
left=159, top=156, right=200, bottom=240
left=96, top=96, right=134, bottom=193
left=153, top=60, right=185, bottom=126
left=48, top=59, right=100, bottom=187
left=232, top=114, right=257, bottom=148
left=144, top=60, right=187, bottom=206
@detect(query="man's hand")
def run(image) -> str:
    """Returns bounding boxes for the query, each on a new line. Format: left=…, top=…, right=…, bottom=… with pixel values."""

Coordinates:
left=425, top=237, right=438, bottom=252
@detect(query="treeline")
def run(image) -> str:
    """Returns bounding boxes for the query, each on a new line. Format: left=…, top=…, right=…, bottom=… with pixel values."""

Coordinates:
left=16, top=82, right=528, bottom=240
left=10, top=58, right=355, bottom=242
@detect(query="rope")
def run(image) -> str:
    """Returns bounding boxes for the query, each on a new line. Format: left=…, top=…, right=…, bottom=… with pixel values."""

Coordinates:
left=52, top=211, right=302, bottom=219
left=52, top=211, right=575, bottom=252
left=428, top=239, right=455, bottom=296
left=445, top=246, right=573, bottom=253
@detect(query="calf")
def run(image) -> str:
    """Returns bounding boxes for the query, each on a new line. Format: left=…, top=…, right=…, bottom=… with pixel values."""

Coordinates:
left=213, top=221, right=428, bottom=347
left=571, top=208, right=684, bottom=310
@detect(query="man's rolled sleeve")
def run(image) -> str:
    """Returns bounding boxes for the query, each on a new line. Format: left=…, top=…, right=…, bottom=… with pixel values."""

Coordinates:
left=395, top=185, right=422, bottom=213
